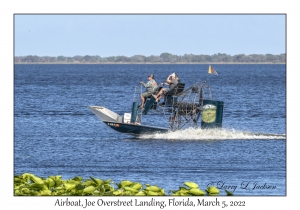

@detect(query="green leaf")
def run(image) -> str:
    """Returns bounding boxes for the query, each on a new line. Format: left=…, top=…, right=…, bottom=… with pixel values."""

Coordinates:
left=22, top=173, right=33, bottom=182
left=90, top=176, right=103, bottom=186
left=83, top=186, right=95, bottom=194
left=44, top=178, right=55, bottom=188
left=145, top=186, right=161, bottom=192
left=104, top=179, right=112, bottom=184
left=21, top=188, right=30, bottom=194
left=40, top=190, right=52, bottom=196
left=112, top=189, right=123, bottom=196
left=146, top=191, right=159, bottom=196
left=72, top=176, right=83, bottom=181
left=76, top=184, right=85, bottom=190
left=82, top=180, right=93, bottom=186
left=124, top=187, right=138, bottom=194
left=184, top=182, right=199, bottom=189
left=206, top=186, right=220, bottom=194
left=29, top=183, right=48, bottom=191
left=49, top=175, right=62, bottom=187
left=64, top=183, right=76, bottom=191
left=14, top=189, right=23, bottom=196
left=30, top=175, right=44, bottom=185
left=131, top=183, right=143, bottom=190
left=188, top=188, right=205, bottom=196
left=14, top=177, right=25, bottom=184
left=135, top=191, right=146, bottom=196
left=225, top=190, right=234, bottom=196
left=121, top=180, right=132, bottom=186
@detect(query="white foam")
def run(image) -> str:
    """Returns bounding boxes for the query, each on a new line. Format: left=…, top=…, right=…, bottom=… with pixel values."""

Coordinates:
left=138, top=127, right=286, bottom=140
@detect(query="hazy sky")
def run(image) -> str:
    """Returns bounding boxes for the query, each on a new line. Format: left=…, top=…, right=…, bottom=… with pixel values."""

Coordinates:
left=14, top=14, right=286, bottom=57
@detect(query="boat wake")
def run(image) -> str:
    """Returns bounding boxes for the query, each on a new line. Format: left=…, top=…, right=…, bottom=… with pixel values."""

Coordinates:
left=138, top=128, right=286, bottom=140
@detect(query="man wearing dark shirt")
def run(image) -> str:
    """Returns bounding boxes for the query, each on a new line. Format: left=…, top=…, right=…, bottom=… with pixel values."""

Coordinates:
left=153, top=73, right=178, bottom=105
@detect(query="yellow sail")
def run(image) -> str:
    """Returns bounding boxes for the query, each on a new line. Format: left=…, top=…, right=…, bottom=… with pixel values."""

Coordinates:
left=208, top=65, right=218, bottom=76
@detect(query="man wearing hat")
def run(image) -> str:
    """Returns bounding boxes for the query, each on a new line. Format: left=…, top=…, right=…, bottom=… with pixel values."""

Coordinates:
left=139, top=74, right=157, bottom=108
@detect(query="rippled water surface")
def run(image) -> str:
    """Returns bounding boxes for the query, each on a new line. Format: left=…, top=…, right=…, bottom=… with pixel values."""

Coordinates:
left=14, top=64, right=286, bottom=195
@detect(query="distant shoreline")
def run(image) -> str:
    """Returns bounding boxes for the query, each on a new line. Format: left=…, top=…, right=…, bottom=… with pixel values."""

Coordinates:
left=14, top=62, right=286, bottom=65
left=14, top=53, right=285, bottom=64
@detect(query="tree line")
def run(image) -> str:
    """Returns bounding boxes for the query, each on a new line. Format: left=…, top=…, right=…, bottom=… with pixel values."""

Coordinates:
left=14, top=53, right=286, bottom=64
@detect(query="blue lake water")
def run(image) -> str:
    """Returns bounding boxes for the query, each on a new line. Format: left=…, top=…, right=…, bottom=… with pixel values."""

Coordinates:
left=14, top=64, right=286, bottom=196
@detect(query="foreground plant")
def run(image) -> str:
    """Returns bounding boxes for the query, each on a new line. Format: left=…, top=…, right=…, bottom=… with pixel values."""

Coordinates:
left=14, top=173, right=233, bottom=196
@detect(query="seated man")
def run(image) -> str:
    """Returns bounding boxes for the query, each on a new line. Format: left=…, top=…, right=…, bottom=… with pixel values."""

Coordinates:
left=153, top=73, right=178, bottom=105
left=139, top=74, right=157, bottom=108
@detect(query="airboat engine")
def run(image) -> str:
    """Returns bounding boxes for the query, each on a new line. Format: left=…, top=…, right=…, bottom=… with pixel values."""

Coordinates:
left=169, top=81, right=224, bottom=130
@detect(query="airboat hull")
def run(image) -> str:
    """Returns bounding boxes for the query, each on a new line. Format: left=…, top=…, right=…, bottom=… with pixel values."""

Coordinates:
left=88, top=106, right=168, bottom=135
left=103, top=121, right=169, bottom=135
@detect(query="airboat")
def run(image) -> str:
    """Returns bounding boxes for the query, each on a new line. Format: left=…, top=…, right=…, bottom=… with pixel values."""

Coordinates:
left=89, top=77, right=224, bottom=136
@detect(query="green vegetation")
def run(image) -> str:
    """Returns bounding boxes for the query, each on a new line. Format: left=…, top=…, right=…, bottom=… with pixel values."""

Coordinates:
left=14, top=52, right=285, bottom=64
left=14, top=173, right=234, bottom=196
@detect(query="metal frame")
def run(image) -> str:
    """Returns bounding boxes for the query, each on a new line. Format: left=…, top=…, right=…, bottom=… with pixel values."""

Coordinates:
left=133, top=81, right=214, bottom=131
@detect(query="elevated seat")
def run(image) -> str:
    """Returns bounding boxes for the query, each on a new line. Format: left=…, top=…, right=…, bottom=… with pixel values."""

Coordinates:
left=165, top=82, right=185, bottom=96
left=164, top=83, right=185, bottom=107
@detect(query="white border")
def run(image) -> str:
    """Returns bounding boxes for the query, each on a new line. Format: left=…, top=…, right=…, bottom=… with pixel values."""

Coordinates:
left=2, top=0, right=297, bottom=209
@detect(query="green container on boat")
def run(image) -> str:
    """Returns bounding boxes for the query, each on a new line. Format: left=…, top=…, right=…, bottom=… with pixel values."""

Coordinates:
left=201, top=99, right=224, bottom=128
left=131, top=102, right=138, bottom=123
